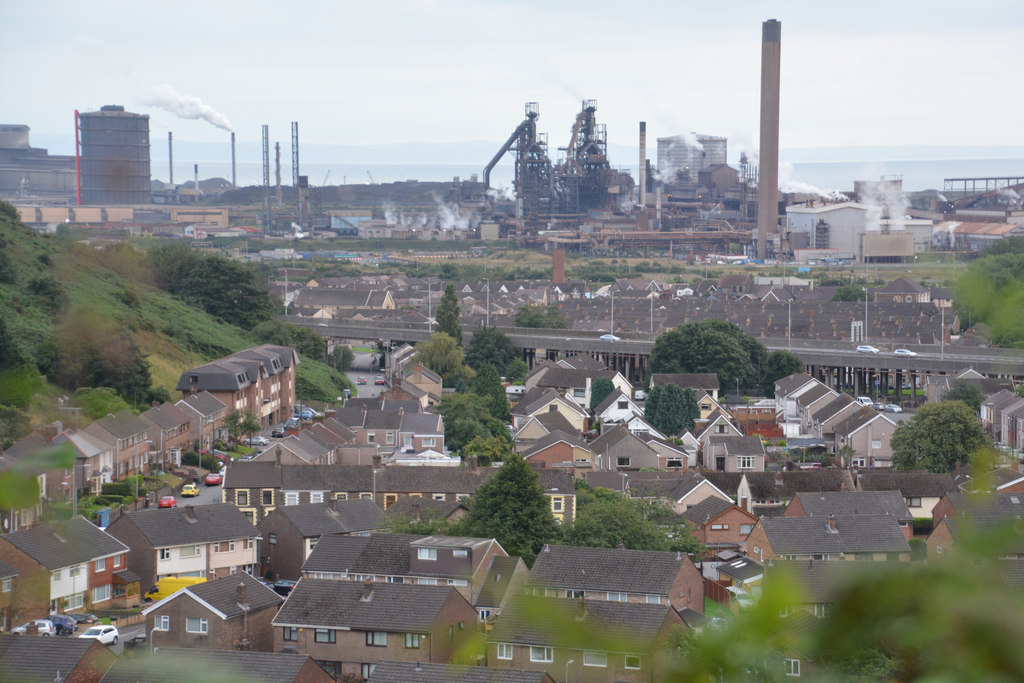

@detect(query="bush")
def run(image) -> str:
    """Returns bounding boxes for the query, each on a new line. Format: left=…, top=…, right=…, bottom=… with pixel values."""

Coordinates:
left=102, top=482, right=131, bottom=497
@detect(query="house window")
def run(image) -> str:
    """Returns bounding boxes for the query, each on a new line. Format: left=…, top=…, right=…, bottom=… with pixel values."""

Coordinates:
left=852, top=457, right=866, bottom=468
left=159, top=549, right=171, bottom=561
left=716, top=424, right=728, bottom=434
left=573, top=389, right=586, bottom=399
left=361, top=664, right=376, bottom=679
left=814, top=604, right=827, bottom=618
left=283, top=627, right=298, bottom=641
left=418, top=548, right=437, bottom=560
left=1, top=578, right=10, bottom=592
left=741, top=524, right=754, bottom=535
left=214, top=541, right=235, bottom=553
left=617, top=401, right=628, bottom=409
left=617, top=457, right=631, bottom=467
left=785, top=658, right=801, bottom=676
left=497, top=643, right=513, bottom=660
left=335, top=493, right=348, bottom=501
left=92, top=584, right=111, bottom=603
left=315, top=629, right=336, bottom=644
left=448, top=579, right=468, bottom=587
left=871, top=439, right=882, bottom=449
left=113, top=555, right=120, bottom=568
left=386, top=433, right=395, bottom=445
left=530, top=646, right=554, bottom=663
left=360, top=493, right=373, bottom=500
left=453, top=549, right=468, bottom=559
left=284, top=492, right=299, bottom=506
left=236, top=490, right=249, bottom=506
left=432, top=494, right=446, bottom=501
left=667, top=459, right=683, bottom=468
left=907, top=497, right=922, bottom=508
left=96, top=558, right=105, bottom=572
left=185, top=618, right=208, bottom=634
left=567, top=589, right=584, bottom=599
left=584, top=651, right=608, bottom=667
left=711, top=524, right=728, bottom=530
left=69, top=566, right=81, bottom=578
left=180, top=545, right=200, bottom=558
left=262, top=490, right=274, bottom=505
left=646, top=594, right=661, bottom=604
left=479, top=609, right=492, bottom=620
left=422, top=438, right=436, bottom=448
left=737, top=456, right=755, bottom=469
left=419, top=578, right=437, bottom=586
left=405, top=633, right=421, bottom=648
left=366, top=631, right=387, bottom=646
left=551, top=497, right=564, bottom=512
left=268, top=534, right=277, bottom=545
left=155, top=615, right=169, bottom=631
left=607, top=592, right=627, bottom=602
left=368, top=434, right=376, bottom=443
left=311, top=491, right=324, bottom=503
left=625, top=655, right=641, bottom=670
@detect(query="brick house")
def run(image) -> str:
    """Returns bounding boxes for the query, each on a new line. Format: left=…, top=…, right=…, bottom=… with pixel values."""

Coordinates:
left=0, top=559, right=20, bottom=631
left=832, top=409, right=898, bottom=468
left=140, top=402, right=193, bottom=470
left=522, top=431, right=594, bottom=472
left=83, top=409, right=152, bottom=480
left=272, top=579, right=478, bottom=679
left=681, top=497, right=760, bottom=553
left=106, top=504, right=260, bottom=593
left=143, top=572, right=283, bottom=652
left=175, top=390, right=228, bottom=451
left=102, top=648, right=334, bottom=683
left=786, top=491, right=914, bottom=540
left=0, top=634, right=117, bottom=682
left=528, top=544, right=704, bottom=614
left=743, top=514, right=912, bottom=563
left=928, top=492, right=1024, bottom=559
left=855, top=470, right=956, bottom=519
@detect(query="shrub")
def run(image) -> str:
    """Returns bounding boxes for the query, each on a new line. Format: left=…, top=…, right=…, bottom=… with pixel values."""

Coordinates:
left=102, top=482, right=131, bottom=497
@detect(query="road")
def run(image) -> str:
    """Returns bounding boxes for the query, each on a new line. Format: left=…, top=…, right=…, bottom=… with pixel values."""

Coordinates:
left=345, top=351, right=385, bottom=399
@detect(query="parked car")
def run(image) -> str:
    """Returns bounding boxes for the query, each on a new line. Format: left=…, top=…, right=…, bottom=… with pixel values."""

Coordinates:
left=244, top=436, right=269, bottom=447
left=284, top=418, right=300, bottom=429
left=273, top=579, right=297, bottom=596
left=374, top=376, right=387, bottom=386
left=599, top=334, right=621, bottom=342
left=871, top=402, right=885, bottom=411
left=69, top=613, right=99, bottom=627
left=12, top=619, right=57, bottom=636
left=204, top=472, right=223, bottom=486
left=49, top=613, right=77, bottom=635
left=855, top=396, right=873, bottom=407
left=181, top=483, right=199, bottom=497
left=893, top=348, right=918, bottom=357
left=79, top=625, right=119, bottom=645
left=885, top=404, right=904, bottom=413
left=158, top=496, right=177, bottom=508
left=356, top=377, right=368, bottom=385
left=856, top=345, right=880, bottom=354
left=726, top=586, right=757, bottom=609
left=271, top=427, right=286, bottom=438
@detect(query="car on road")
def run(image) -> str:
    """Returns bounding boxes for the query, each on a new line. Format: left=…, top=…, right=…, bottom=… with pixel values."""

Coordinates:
left=871, top=402, right=885, bottom=411
left=356, top=377, right=368, bottom=385
left=885, top=404, right=904, bottom=413
left=181, top=483, right=199, bottom=497
left=599, top=334, right=621, bottom=342
left=285, top=417, right=300, bottom=429
left=204, top=472, right=223, bottom=486
left=69, top=613, right=99, bottom=627
left=79, top=625, right=118, bottom=645
left=243, top=436, right=269, bottom=447
left=856, top=345, right=880, bottom=354
left=158, top=496, right=177, bottom=508
left=374, top=376, right=387, bottom=386
left=49, top=613, right=77, bottom=635
left=893, top=348, right=918, bottom=357
left=12, top=619, right=57, bottom=636
left=271, top=427, right=286, bottom=438
left=855, top=396, right=873, bottom=407
left=273, top=579, right=297, bottom=596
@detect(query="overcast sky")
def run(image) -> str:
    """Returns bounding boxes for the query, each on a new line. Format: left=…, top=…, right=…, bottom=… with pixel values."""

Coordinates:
left=4, top=0, right=1023, bottom=160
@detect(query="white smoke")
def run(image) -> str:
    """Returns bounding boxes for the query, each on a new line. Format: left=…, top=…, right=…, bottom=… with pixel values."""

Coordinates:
left=778, top=162, right=849, bottom=201
left=382, top=197, right=483, bottom=232
left=931, top=221, right=959, bottom=249
left=139, top=84, right=234, bottom=132
left=859, top=179, right=908, bottom=232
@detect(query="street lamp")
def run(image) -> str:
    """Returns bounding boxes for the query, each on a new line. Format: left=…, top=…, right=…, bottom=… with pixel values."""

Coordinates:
left=427, top=282, right=433, bottom=333
left=565, top=658, right=575, bottom=683
left=485, top=278, right=490, bottom=328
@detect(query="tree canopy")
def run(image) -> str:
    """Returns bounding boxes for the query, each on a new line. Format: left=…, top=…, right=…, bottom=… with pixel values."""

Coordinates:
left=649, top=320, right=764, bottom=393
left=465, top=327, right=518, bottom=376
left=471, top=363, right=510, bottom=422
left=437, top=391, right=510, bottom=455
left=514, top=304, right=567, bottom=329
left=589, top=378, right=616, bottom=412
left=565, top=487, right=703, bottom=554
left=891, top=400, right=988, bottom=473
left=412, top=332, right=471, bottom=387
left=650, top=383, right=699, bottom=435
left=436, top=283, right=463, bottom=345
left=833, top=283, right=868, bottom=301
left=955, top=236, right=1024, bottom=347
left=761, top=350, right=805, bottom=397
left=944, top=379, right=985, bottom=411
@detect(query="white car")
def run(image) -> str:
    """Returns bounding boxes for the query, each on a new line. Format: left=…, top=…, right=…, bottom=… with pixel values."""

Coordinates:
left=12, top=619, right=57, bottom=636
left=856, top=345, right=879, bottom=354
left=79, top=624, right=119, bottom=645
left=893, top=348, right=918, bottom=357
left=244, top=436, right=269, bottom=447
left=599, top=334, right=621, bottom=342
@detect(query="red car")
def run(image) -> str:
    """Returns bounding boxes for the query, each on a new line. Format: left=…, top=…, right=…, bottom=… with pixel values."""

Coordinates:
left=205, top=472, right=223, bottom=486
left=158, top=496, right=177, bottom=508
left=374, top=376, right=387, bottom=386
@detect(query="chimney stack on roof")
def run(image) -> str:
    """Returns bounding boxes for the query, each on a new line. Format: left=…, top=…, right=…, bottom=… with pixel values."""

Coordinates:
left=186, top=505, right=196, bottom=522
left=827, top=513, right=836, bottom=532
left=361, top=578, right=374, bottom=602
left=575, top=597, right=587, bottom=621
left=237, top=581, right=248, bottom=609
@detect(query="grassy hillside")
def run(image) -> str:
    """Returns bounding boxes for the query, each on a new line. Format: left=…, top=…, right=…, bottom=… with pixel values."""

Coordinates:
left=0, top=202, right=350, bottom=445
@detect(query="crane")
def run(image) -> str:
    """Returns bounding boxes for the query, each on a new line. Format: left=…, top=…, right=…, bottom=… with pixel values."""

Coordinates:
left=366, top=171, right=375, bottom=185
left=322, top=170, right=331, bottom=186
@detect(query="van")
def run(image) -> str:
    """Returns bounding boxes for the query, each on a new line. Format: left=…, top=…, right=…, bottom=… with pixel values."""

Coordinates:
left=144, top=576, right=206, bottom=602
left=634, top=390, right=647, bottom=402
left=855, top=396, right=873, bottom=407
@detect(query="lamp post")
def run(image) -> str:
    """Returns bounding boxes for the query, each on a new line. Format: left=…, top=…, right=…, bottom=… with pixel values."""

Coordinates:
left=427, top=282, right=433, bottom=333
left=565, top=658, right=575, bottom=683
left=485, top=278, right=490, bottom=328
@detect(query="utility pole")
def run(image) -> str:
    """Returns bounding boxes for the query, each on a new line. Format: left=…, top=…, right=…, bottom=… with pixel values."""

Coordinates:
left=485, top=279, right=490, bottom=327
left=427, top=283, right=433, bottom=333
left=788, top=299, right=792, bottom=350
left=611, top=290, right=615, bottom=334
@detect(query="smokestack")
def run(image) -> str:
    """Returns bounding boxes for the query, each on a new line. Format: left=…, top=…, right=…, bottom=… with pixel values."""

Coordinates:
left=194, top=163, right=199, bottom=201
left=552, top=248, right=565, bottom=283
left=168, top=132, right=174, bottom=186
left=231, top=132, right=236, bottom=187
left=262, top=124, right=271, bottom=232
left=757, top=19, right=782, bottom=262
left=639, top=122, right=647, bottom=208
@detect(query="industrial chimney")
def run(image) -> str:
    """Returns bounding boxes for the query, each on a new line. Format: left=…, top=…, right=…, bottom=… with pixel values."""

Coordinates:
left=757, top=18, right=782, bottom=262
left=639, top=122, right=647, bottom=208
left=552, top=248, right=566, bottom=283
left=168, top=132, right=174, bottom=186
left=231, top=131, right=237, bottom=187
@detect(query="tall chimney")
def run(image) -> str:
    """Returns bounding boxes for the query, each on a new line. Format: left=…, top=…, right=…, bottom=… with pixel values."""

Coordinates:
left=236, top=581, right=248, bottom=608
left=757, top=19, right=782, bottom=262
left=168, top=132, right=174, bottom=186
left=230, top=132, right=237, bottom=187
left=361, top=578, right=374, bottom=601
left=552, top=248, right=566, bottom=283
left=638, top=122, right=647, bottom=208
left=194, top=163, right=199, bottom=201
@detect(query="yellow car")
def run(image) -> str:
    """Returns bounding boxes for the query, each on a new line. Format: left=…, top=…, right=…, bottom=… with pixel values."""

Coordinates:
left=181, top=483, right=199, bottom=497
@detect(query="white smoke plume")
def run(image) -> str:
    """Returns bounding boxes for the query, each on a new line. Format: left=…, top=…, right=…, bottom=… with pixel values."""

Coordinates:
left=778, top=162, right=849, bottom=201
left=859, top=179, right=908, bottom=232
left=139, top=84, right=234, bottom=132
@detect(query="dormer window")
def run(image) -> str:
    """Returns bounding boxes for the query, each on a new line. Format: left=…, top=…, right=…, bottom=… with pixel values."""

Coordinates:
left=417, top=548, right=437, bottom=560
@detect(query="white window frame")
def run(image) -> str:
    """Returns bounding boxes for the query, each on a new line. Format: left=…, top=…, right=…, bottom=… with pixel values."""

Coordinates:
left=159, top=549, right=171, bottom=561
left=737, top=455, right=755, bottom=469
left=422, top=438, right=436, bottom=448
left=405, top=633, right=421, bottom=648
left=607, top=591, right=627, bottom=602
left=417, top=548, right=437, bottom=561
left=91, top=584, right=111, bottom=604
left=552, top=497, right=564, bottom=512
left=180, top=545, right=200, bottom=558
left=530, top=646, right=554, bottom=663
left=95, top=558, right=105, bottom=572
left=1, top=578, right=10, bottom=592
left=310, top=491, right=324, bottom=503
left=785, top=658, right=801, bottom=676
left=584, top=651, right=608, bottom=667
left=185, top=617, right=208, bottom=634
left=155, top=615, right=169, bottom=631
left=646, top=594, right=661, bottom=604
left=366, top=631, right=387, bottom=646
left=625, top=655, right=641, bottom=670
left=452, top=549, right=468, bottom=559
left=497, top=642, right=513, bottom=660
left=113, top=555, right=121, bottom=568
left=284, top=492, right=299, bottom=506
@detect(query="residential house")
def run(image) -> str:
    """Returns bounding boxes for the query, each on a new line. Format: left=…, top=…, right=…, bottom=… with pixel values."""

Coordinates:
left=0, top=634, right=117, bottom=683
left=521, top=431, right=594, bottom=472
left=682, top=498, right=760, bottom=553
left=0, top=435, right=51, bottom=531
left=176, top=345, right=299, bottom=429
left=367, top=660, right=553, bottom=683
left=511, top=389, right=589, bottom=434
left=251, top=437, right=334, bottom=466
left=833, top=409, right=898, bottom=468
left=928, top=492, right=1024, bottom=559
left=513, top=410, right=580, bottom=449
left=807, top=394, right=860, bottom=449
left=855, top=470, right=956, bottom=518
left=272, top=579, right=478, bottom=680
left=636, top=432, right=693, bottom=469
left=384, top=377, right=432, bottom=411
left=524, top=367, right=631, bottom=411
left=106, top=504, right=260, bottom=592
left=0, top=517, right=129, bottom=613
left=785, top=491, right=913, bottom=539
left=592, top=390, right=643, bottom=425
left=982, top=390, right=1024, bottom=443
left=53, top=429, right=115, bottom=496
left=589, top=425, right=662, bottom=471
left=767, top=559, right=889, bottom=620
left=82, top=409, right=151, bottom=480
left=873, top=276, right=930, bottom=304
left=792, top=383, right=838, bottom=435
left=649, top=373, right=720, bottom=402
left=143, top=572, right=283, bottom=652
left=290, top=287, right=396, bottom=317
left=703, top=435, right=766, bottom=473
left=537, top=470, right=577, bottom=524
left=473, top=555, right=530, bottom=623
left=101, top=648, right=334, bottom=683
left=383, top=497, right=467, bottom=525
left=774, top=374, right=822, bottom=438
left=694, top=411, right=743, bottom=447
left=713, top=554, right=764, bottom=594
left=175, top=390, right=228, bottom=451
left=528, top=544, right=704, bottom=614
left=140, top=402, right=193, bottom=470
left=621, top=471, right=734, bottom=514
left=488, top=596, right=685, bottom=683
left=743, top=514, right=912, bottom=563
left=734, top=471, right=856, bottom=516
left=1000, top=399, right=1024, bottom=451
left=400, top=364, right=443, bottom=404
left=259, top=500, right=384, bottom=580
left=0, top=559, right=18, bottom=631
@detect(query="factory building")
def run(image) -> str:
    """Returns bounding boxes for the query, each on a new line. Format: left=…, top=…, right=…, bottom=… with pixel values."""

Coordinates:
left=657, top=134, right=727, bottom=184
left=0, top=124, right=76, bottom=200
left=78, top=105, right=151, bottom=205
left=786, top=202, right=931, bottom=263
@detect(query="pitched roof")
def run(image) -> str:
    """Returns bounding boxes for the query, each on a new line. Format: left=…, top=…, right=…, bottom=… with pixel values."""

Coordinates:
left=140, top=402, right=192, bottom=430
left=0, top=558, right=18, bottom=579
left=384, top=496, right=466, bottom=521
left=1, top=517, right=127, bottom=569
left=651, top=373, right=720, bottom=391
left=717, top=556, right=763, bottom=582
left=531, top=410, right=578, bottom=435
left=769, top=559, right=888, bottom=604
left=116, top=504, right=258, bottom=547
left=529, top=544, right=690, bottom=595
left=166, top=572, right=283, bottom=619
left=811, top=394, right=857, bottom=424
left=774, top=373, right=815, bottom=396
left=705, top=435, right=765, bottom=456
left=743, top=471, right=856, bottom=501
left=593, top=388, right=629, bottom=416
left=474, top=555, right=525, bottom=609
left=681, top=497, right=740, bottom=525
left=90, top=409, right=150, bottom=439
left=792, top=491, right=912, bottom=522
left=367, top=661, right=549, bottom=683
left=522, top=430, right=591, bottom=459
left=101, top=648, right=327, bottom=683
left=0, top=634, right=111, bottom=681
left=269, top=500, right=384, bottom=537
left=759, top=515, right=910, bottom=555
left=176, top=390, right=227, bottom=417
left=274, top=579, right=460, bottom=631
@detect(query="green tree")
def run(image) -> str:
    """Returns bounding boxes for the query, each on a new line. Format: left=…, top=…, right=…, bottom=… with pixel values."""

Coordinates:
left=413, top=332, right=471, bottom=387
left=644, top=384, right=660, bottom=423
left=955, top=238, right=1024, bottom=347
left=833, top=283, right=867, bottom=301
left=466, top=327, right=518, bottom=375
left=678, top=387, right=700, bottom=434
left=564, top=494, right=702, bottom=554
left=436, top=283, right=462, bottom=345
left=944, top=379, right=985, bottom=411
left=462, top=434, right=514, bottom=467
left=589, top=378, right=616, bottom=412
left=225, top=409, right=261, bottom=444
left=74, top=387, right=131, bottom=421
left=327, top=345, right=354, bottom=372
left=505, top=359, right=529, bottom=384
left=649, top=320, right=762, bottom=392
left=462, top=453, right=560, bottom=565
left=652, top=383, right=690, bottom=435
left=471, top=363, right=510, bottom=422
left=514, top=304, right=568, bottom=329
left=761, top=350, right=805, bottom=397
left=287, top=325, right=327, bottom=361
left=437, top=392, right=510, bottom=454
left=891, top=400, right=988, bottom=473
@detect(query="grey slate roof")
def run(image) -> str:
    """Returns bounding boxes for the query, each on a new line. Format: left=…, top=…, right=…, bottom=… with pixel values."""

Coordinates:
left=743, top=471, right=856, bottom=501
left=682, top=496, right=738, bottom=525
left=475, top=555, right=525, bottom=609
left=91, top=409, right=150, bottom=439
left=706, top=435, right=766, bottom=456
left=117, top=504, right=258, bottom=547
left=717, top=556, right=763, bottom=582
left=768, top=559, right=889, bottom=604
left=141, top=402, right=191, bottom=430
left=489, top=597, right=674, bottom=651
left=759, top=515, right=910, bottom=555
left=792, top=491, right=912, bottom=523
left=177, top=390, right=227, bottom=417
left=274, top=578, right=458, bottom=631
left=832, top=408, right=894, bottom=437
left=775, top=373, right=815, bottom=397
left=1, top=517, right=127, bottom=569
left=270, top=500, right=384, bottom=537
left=0, top=558, right=18, bottom=579
left=384, top=496, right=466, bottom=521
left=531, top=410, right=578, bottom=435
left=182, top=571, right=283, bottom=618
left=101, top=648, right=326, bottom=683
left=522, top=430, right=591, bottom=459
left=811, top=393, right=857, bottom=424
left=529, top=544, right=689, bottom=595
left=794, top=383, right=834, bottom=408
left=368, top=661, right=549, bottom=683
left=224, top=463, right=493, bottom=494
left=301, top=533, right=422, bottom=574
left=0, top=634, right=109, bottom=682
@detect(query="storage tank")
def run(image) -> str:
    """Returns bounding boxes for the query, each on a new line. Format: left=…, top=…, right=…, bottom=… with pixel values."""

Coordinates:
left=78, top=105, right=151, bottom=204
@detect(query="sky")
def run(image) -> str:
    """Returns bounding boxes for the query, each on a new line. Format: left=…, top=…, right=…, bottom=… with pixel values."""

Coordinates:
left=4, top=0, right=1024, bottom=168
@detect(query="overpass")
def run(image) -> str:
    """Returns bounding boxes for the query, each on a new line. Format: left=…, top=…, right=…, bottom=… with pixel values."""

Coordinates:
left=282, top=316, right=1024, bottom=395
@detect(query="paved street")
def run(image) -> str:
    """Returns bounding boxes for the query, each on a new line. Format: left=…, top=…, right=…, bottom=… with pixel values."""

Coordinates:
left=345, top=351, right=385, bottom=399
